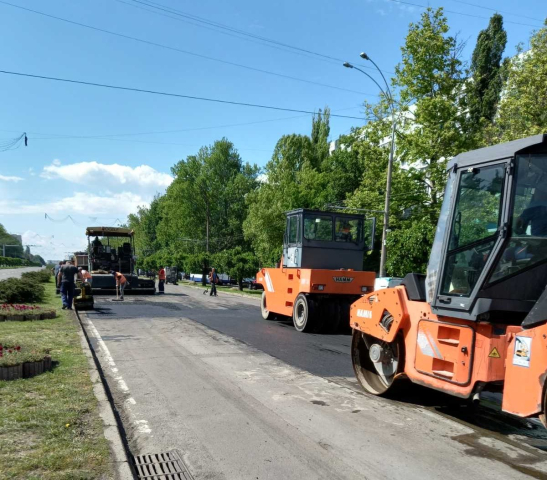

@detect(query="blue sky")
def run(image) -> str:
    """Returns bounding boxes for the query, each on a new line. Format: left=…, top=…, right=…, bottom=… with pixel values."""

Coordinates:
left=0, top=0, right=544, bottom=260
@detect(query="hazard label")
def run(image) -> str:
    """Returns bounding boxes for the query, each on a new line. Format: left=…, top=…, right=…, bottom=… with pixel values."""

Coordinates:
left=488, top=347, right=501, bottom=358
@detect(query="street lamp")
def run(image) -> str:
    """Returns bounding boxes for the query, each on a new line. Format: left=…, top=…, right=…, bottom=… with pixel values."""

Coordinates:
left=344, top=54, right=396, bottom=277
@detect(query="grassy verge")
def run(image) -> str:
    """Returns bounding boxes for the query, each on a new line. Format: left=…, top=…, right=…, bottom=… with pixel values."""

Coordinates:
left=0, top=279, right=112, bottom=479
left=178, top=280, right=263, bottom=298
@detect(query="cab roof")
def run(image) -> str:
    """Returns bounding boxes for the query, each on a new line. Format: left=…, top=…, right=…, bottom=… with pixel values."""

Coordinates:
left=449, top=133, right=547, bottom=170
left=285, top=208, right=364, bottom=219
left=85, top=227, right=133, bottom=237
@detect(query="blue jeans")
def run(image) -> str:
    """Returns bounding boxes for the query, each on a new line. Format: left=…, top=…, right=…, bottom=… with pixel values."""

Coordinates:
left=158, top=279, right=165, bottom=293
left=60, top=282, right=75, bottom=308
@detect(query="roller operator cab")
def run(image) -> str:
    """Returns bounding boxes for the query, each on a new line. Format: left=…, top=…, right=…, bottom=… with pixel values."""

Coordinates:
left=350, top=134, right=547, bottom=425
left=257, top=209, right=377, bottom=333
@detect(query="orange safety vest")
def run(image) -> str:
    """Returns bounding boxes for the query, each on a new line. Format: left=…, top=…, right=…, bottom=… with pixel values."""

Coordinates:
left=159, top=269, right=166, bottom=280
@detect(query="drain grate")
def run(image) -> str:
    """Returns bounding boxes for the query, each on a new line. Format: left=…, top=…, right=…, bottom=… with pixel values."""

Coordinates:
left=134, top=450, right=194, bottom=479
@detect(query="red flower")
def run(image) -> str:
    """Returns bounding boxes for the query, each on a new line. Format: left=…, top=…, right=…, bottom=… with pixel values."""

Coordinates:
left=8, top=349, right=12, bottom=353
left=16, top=346, right=21, bottom=351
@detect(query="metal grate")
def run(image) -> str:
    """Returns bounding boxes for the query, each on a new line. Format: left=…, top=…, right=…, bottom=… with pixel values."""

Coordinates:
left=134, top=450, right=194, bottom=480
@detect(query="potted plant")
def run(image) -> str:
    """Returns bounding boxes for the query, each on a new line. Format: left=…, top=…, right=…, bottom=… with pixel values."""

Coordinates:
left=0, top=342, right=52, bottom=381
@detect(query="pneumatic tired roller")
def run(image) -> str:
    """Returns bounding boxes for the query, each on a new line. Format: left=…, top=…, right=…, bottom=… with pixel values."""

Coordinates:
left=257, top=208, right=376, bottom=333
left=350, top=134, right=547, bottom=425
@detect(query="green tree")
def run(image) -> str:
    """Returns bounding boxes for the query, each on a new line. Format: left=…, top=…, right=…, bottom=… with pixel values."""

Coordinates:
left=492, top=21, right=547, bottom=141
left=466, top=14, right=507, bottom=137
left=213, top=247, right=259, bottom=290
left=244, top=112, right=335, bottom=265
left=350, top=8, right=468, bottom=275
left=159, top=138, right=258, bottom=256
left=0, top=223, right=23, bottom=258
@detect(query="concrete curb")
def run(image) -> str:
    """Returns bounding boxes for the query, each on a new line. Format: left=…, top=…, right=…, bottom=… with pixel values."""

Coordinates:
left=178, top=281, right=262, bottom=301
left=71, top=310, right=135, bottom=480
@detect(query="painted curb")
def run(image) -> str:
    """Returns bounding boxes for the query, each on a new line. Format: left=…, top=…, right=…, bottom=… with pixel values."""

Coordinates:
left=72, top=310, right=135, bottom=480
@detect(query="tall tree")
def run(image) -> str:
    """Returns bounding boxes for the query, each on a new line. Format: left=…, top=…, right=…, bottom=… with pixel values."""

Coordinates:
left=467, top=14, right=507, bottom=136
left=492, top=21, right=547, bottom=141
left=351, top=7, right=468, bottom=275
left=244, top=110, right=335, bottom=265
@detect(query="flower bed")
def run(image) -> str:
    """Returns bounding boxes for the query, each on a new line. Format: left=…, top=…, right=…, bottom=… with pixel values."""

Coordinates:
left=0, top=304, right=56, bottom=321
left=0, top=342, right=52, bottom=381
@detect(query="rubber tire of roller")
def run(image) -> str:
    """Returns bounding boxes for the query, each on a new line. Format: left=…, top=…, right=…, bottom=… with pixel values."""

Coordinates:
left=292, top=294, right=316, bottom=333
left=261, top=291, right=275, bottom=320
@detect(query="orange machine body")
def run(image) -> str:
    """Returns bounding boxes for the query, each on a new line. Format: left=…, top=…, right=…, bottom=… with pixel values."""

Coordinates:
left=350, top=285, right=547, bottom=419
left=258, top=267, right=376, bottom=317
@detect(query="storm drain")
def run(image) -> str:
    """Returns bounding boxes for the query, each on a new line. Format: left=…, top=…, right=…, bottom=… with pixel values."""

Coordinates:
left=133, top=450, right=194, bottom=479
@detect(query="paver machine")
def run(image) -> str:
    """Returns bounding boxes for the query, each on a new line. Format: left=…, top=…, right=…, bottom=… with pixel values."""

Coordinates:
left=257, top=208, right=376, bottom=333
left=350, top=134, right=547, bottom=425
left=84, top=227, right=156, bottom=295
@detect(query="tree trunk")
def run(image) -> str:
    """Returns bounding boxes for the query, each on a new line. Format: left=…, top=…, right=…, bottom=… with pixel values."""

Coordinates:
left=238, top=278, right=243, bottom=291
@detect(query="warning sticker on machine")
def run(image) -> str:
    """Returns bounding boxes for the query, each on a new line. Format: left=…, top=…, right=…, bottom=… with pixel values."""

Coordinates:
left=513, top=336, right=532, bottom=368
left=488, top=347, right=501, bottom=358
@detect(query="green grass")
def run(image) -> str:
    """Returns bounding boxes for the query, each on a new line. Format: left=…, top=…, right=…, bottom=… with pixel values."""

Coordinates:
left=0, top=279, right=113, bottom=479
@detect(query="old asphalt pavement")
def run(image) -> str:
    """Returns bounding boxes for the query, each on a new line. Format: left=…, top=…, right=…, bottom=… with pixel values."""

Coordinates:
left=81, top=283, right=547, bottom=480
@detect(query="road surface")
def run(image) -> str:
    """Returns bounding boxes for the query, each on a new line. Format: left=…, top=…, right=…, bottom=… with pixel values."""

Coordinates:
left=0, top=266, right=43, bottom=281
left=81, top=284, right=547, bottom=479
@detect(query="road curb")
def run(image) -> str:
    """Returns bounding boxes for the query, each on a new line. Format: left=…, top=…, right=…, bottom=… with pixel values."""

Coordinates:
left=72, top=309, right=136, bottom=480
left=178, top=281, right=262, bottom=301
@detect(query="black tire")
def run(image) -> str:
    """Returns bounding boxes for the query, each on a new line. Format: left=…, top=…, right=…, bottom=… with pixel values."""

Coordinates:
left=292, top=294, right=316, bottom=332
left=261, top=291, right=275, bottom=320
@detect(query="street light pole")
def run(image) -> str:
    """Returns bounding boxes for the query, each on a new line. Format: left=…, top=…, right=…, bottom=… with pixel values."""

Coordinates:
left=344, top=54, right=396, bottom=277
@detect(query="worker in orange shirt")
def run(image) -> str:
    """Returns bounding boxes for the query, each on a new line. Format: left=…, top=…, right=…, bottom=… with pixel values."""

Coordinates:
left=110, top=270, right=127, bottom=300
left=158, top=266, right=166, bottom=294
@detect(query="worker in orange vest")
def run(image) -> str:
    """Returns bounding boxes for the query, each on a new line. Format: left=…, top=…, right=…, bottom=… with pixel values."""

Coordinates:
left=158, top=266, right=166, bottom=294
left=111, top=271, right=127, bottom=300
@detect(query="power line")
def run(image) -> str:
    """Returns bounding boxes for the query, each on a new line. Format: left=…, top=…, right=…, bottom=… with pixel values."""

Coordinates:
left=0, top=132, right=27, bottom=152
left=115, top=0, right=391, bottom=74
left=0, top=69, right=366, bottom=120
left=5, top=106, right=359, bottom=142
left=444, top=0, right=540, bottom=23
left=386, top=0, right=543, bottom=28
left=0, top=1, right=372, bottom=97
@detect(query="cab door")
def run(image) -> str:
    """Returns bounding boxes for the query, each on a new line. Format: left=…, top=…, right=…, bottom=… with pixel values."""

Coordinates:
left=284, top=214, right=301, bottom=268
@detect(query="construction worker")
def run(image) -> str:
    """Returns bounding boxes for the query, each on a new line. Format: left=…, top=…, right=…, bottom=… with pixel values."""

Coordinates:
left=209, top=267, right=218, bottom=297
left=79, top=267, right=93, bottom=286
left=158, top=266, right=166, bottom=294
left=111, top=271, right=127, bottom=300
left=57, top=260, right=83, bottom=310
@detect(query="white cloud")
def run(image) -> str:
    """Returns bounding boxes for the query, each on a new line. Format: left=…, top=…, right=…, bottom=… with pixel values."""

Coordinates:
left=21, top=230, right=88, bottom=261
left=0, top=191, right=149, bottom=216
left=41, top=161, right=173, bottom=190
left=0, top=174, right=24, bottom=182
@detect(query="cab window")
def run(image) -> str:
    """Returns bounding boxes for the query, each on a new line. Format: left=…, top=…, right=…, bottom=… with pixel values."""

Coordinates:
left=303, top=215, right=332, bottom=241
left=490, top=155, right=547, bottom=283
left=288, top=215, right=299, bottom=244
left=335, top=217, right=362, bottom=243
left=440, top=164, right=505, bottom=296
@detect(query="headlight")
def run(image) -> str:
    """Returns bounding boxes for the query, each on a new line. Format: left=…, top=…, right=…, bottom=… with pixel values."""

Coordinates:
left=361, top=286, right=369, bottom=293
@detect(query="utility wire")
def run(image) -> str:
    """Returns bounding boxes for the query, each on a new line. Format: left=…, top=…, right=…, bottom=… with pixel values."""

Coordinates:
left=8, top=105, right=359, bottom=141
left=0, top=69, right=366, bottom=120
left=0, top=1, right=372, bottom=97
left=0, top=132, right=27, bottom=152
left=444, top=0, right=540, bottom=23
left=386, top=0, right=543, bottom=27
left=118, top=0, right=390, bottom=73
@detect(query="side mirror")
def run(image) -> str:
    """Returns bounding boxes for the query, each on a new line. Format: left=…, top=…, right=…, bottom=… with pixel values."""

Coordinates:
left=364, top=217, right=376, bottom=252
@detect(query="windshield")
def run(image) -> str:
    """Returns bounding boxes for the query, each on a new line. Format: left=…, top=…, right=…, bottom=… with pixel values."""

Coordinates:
left=303, top=214, right=333, bottom=241
left=489, top=154, right=547, bottom=283
left=440, top=164, right=505, bottom=297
